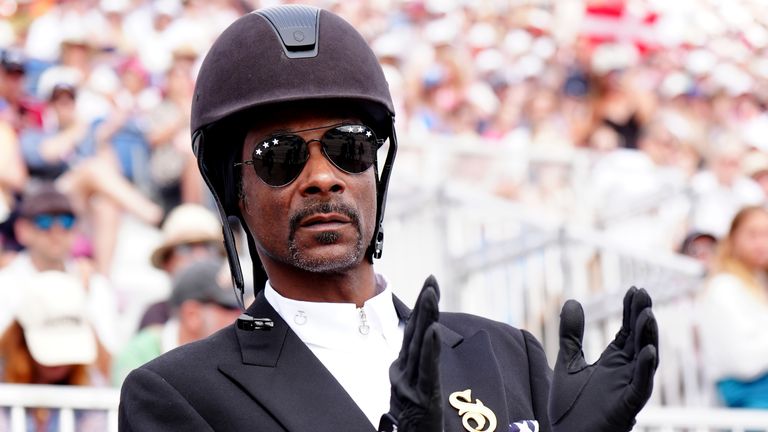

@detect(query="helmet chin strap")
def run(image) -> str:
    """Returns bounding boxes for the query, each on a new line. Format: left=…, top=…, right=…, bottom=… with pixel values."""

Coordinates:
left=193, top=131, right=247, bottom=311
left=372, top=115, right=398, bottom=259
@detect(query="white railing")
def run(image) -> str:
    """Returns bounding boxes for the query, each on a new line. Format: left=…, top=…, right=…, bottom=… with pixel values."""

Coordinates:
left=0, top=384, right=119, bottom=432
left=1, top=384, right=767, bottom=431
left=381, top=172, right=710, bottom=407
left=380, top=134, right=715, bottom=409
left=636, top=407, right=768, bottom=431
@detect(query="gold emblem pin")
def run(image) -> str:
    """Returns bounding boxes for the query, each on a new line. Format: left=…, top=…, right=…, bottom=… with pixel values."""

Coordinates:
left=449, top=389, right=497, bottom=432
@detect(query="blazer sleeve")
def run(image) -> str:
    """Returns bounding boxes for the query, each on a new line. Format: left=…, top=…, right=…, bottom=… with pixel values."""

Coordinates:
left=119, top=367, right=214, bottom=432
left=521, top=329, right=553, bottom=431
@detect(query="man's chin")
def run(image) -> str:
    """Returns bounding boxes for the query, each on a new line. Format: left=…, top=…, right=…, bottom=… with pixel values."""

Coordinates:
left=288, top=239, right=364, bottom=274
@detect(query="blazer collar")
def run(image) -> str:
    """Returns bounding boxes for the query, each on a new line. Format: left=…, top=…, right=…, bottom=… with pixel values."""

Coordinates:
left=219, top=292, right=375, bottom=431
left=219, top=291, right=482, bottom=432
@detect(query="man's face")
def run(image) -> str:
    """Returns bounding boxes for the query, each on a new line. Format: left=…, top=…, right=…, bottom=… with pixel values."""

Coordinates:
left=15, top=214, right=76, bottom=263
left=0, top=68, right=24, bottom=101
left=164, top=241, right=222, bottom=275
left=238, top=109, right=378, bottom=276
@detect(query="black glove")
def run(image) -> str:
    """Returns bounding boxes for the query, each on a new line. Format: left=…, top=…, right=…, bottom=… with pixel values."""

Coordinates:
left=549, top=286, right=659, bottom=432
left=379, top=275, right=443, bottom=432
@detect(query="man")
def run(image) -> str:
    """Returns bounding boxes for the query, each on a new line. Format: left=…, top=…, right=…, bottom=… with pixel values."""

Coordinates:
left=0, top=48, right=43, bottom=132
left=112, top=258, right=241, bottom=386
left=138, top=203, right=227, bottom=329
left=20, top=82, right=89, bottom=180
left=119, top=5, right=658, bottom=432
left=0, top=183, right=120, bottom=370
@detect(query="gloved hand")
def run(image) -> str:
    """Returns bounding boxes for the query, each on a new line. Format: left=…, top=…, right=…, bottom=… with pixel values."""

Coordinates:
left=379, top=275, right=443, bottom=432
left=549, top=287, right=659, bottom=432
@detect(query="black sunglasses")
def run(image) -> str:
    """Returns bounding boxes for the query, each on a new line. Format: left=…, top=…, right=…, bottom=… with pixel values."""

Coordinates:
left=234, top=123, right=380, bottom=187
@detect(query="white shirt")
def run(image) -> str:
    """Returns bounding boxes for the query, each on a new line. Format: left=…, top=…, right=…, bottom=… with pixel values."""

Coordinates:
left=264, top=274, right=404, bottom=427
left=697, top=273, right=768, bottom=381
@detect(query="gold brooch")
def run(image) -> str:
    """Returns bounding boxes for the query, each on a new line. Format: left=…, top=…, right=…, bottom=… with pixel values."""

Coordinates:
left=448, top=389, right=497, bottom=432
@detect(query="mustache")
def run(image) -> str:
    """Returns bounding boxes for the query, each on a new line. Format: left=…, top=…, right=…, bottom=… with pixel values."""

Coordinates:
left=288, top=201, right=362, bottom=238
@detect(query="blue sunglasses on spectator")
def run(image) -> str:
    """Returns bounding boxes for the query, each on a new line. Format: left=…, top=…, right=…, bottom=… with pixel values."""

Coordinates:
left=31, top=213, right=76, bottom=231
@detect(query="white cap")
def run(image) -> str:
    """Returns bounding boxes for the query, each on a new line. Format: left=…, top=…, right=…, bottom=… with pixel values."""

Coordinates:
left=16, top=272, right=97, bottom=367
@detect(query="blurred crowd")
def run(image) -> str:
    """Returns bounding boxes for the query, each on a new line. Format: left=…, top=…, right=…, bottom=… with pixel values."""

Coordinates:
left=0, top=0, right=767, bottom=428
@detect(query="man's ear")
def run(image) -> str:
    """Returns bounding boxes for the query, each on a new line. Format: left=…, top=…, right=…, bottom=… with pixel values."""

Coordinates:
left=13, top=219, right=31, bottom=247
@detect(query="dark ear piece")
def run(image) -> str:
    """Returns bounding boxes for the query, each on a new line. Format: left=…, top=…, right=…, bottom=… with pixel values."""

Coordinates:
left=203, top=121, right=247, bottom=215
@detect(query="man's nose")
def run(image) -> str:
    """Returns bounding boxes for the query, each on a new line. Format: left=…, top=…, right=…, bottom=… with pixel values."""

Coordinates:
left=297, top=142, right=346, bottom=196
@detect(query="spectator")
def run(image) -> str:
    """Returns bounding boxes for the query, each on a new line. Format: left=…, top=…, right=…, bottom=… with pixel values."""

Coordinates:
left=19, top=80, right=162, bottom=274
left=679, top=231, right=718, bottom=274
left=145, top=58, right=202, bottom=213
left=90, top=56, right=157, bottom=186
left=0, top=118, right=27, bottom=237
left=584, top=44, right=656, bottom=150
left=0, top=48, right=43, bottom=133
left=137, top=203, right=225, bottom=329
left=697, top=206, right=768, bottom=408
left=112, top=258, right=240, bottom=386
left=0, top=183, right=122, bottom=367
left=20, top=82, right=91, bottom=181
left=0, top=271, right=107, bottom=431
left=742, top=150, right=768, bottom=200
left=689, top=138, right=764, bottom=238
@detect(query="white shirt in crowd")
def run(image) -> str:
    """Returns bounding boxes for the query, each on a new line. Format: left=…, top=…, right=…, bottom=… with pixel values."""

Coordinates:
left=697, top=273, right=768, bottom=382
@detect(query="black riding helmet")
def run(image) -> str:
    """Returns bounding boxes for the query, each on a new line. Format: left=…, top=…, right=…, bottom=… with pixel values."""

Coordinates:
left=191, top=4, right=398, bottom=308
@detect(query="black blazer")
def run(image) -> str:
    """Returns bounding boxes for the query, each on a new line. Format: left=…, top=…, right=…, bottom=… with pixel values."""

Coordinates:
left=119, top=292, right=553, bottom=431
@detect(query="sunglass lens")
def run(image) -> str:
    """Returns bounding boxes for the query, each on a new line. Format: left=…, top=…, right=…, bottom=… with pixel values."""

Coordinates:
left=59, top=214, right=76, bottom=230
left=252, top=135, right=309, bottom=186
left=33, top=214, right=54, bottom=230
left=323, top=125, right=376, bottom=174
left=31, top=214, right=75, bottom=230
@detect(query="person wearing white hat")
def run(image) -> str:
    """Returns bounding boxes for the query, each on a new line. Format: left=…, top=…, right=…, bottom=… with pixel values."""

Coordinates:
left=0, top=184, right=121, bottom=361
left=0, top=271, right=107, bottom=432
left=137, top=203, right=227, bottom=329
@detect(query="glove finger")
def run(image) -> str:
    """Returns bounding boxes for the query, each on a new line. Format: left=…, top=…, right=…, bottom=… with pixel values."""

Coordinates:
left=423, top=274, right=441, bottom=302
left=417, top=323, right=442, bottom=398
left=627, top=307, right=652, bottom=360
left=406, top=281, right=439, bottom=385
left=634, top=308, right=659, bottom=367
left=623, top=345, right=657, bottom=412
left=624, top=288, right=653, bottom=356
left=558, top=299, right=587, bottom=370
left=401, top=276, right=441, bottom=366
left=611, top=287, right=637, bottom=348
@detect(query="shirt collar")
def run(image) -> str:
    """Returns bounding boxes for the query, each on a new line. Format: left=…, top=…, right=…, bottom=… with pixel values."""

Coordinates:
left=264, top=274, right=401, bottom=349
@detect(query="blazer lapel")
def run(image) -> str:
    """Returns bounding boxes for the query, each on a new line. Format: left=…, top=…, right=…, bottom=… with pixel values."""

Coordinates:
left=440, top=329, right=510, bottom=432
left=218, top=293, right=375, bottom=432
left=394, top=295, right=510, bottom=432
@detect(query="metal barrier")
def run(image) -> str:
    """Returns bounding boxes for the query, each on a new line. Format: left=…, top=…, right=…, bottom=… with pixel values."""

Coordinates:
left=636, top=407, right=768, bottom=431
left=0, top=384, right=767, bottom=431
left=378, top=135, right=716, bottom=409
left=0, top=384, right=119, bottom=432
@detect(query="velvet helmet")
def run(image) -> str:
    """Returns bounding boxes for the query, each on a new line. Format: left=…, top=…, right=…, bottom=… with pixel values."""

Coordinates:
left=191, top=4, right=397, bottom=305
